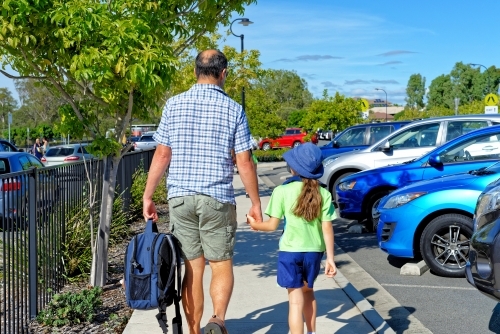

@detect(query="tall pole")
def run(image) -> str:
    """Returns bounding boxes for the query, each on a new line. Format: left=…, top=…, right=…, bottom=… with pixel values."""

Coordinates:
left=229, top=18, right=253, bottom=112
left=375, top=88, right=388, bottom=121
left=470, top=63, right=491, bottom=94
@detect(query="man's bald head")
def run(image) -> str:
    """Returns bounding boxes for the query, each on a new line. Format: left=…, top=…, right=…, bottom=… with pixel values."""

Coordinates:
left=195, top=50, right=228, bottom=79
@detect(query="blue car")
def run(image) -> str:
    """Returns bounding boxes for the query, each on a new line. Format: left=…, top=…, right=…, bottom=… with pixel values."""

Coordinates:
left=320, top=121, right=411, bottom=158
left=337, top=125, right=500, bottom=230
left=376, top=161, right=500, bottom=277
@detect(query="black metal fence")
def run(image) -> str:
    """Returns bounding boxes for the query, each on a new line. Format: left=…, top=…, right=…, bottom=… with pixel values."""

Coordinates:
left=0, top=148, right=155, bottom=334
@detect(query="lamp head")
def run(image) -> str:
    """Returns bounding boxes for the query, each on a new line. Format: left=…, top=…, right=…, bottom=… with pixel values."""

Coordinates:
left=238, top=18, right=253, bottom=26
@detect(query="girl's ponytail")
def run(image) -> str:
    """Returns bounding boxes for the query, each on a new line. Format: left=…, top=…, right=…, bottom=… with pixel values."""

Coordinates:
left=293, top=178, right=322, bottom=222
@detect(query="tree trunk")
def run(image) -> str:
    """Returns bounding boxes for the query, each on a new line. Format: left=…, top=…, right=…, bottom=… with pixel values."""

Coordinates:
left=90, top=154, right=121, bottom=287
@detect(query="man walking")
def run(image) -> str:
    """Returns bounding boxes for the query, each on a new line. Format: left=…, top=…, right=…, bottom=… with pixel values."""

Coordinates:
left=143, top=49, right=262, bottom=334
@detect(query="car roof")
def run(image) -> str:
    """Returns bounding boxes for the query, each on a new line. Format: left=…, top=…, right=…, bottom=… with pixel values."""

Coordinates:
left=48, top=143, right=89, bottom=149
left=0, top=152, right=27, bottom=157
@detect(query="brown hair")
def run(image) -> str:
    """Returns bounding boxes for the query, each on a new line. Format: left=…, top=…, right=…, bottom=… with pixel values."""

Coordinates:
left=293, top=178, right=322, bottom=222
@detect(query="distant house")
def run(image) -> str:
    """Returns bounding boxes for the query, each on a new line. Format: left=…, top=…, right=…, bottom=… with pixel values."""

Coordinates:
left=353, top=97, right=404, bottom=118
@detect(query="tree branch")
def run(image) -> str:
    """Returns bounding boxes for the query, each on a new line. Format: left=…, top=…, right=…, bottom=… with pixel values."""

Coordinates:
left=17, top=47, right=97, bottom=137
left=159, top=0, right=206, bottom=25
left=58, top=67, right=109, bottom=108
left=118, top=89, right=134, bottom=159
left=174, top=29, right=208, bottom=57
left=0, top=69, right=47, bottom=80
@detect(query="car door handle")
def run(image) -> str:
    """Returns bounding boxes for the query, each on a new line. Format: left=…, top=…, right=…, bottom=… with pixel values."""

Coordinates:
left=482, top=146, right=498, bottom=151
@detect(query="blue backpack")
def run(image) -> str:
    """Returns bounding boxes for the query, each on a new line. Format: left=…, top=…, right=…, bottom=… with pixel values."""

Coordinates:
left=124, top=219, right=183, bottom=333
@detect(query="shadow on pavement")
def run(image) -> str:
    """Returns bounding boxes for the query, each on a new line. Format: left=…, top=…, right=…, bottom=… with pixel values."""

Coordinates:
left=225, top=289, right=377, bottom=334
left=489, top=303, right=500, bottom=333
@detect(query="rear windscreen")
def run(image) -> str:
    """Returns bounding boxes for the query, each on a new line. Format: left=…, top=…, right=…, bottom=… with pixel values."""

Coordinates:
left=45, top=148, right=75, bottom=157
left=0, top=159, right=10, bottom=174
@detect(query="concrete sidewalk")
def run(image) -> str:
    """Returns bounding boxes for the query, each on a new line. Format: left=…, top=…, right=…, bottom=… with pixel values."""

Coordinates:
left=123, top=164, right=394, bottom=334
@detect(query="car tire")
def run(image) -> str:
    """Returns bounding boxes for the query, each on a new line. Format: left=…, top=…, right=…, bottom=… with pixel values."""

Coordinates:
left=262, top=142, right=271, bottom=151
left=293, top=141, right=301, bottom=148
left=420, top=214, right=472, bottom=277
left=365, top=190, right=392, bottom=232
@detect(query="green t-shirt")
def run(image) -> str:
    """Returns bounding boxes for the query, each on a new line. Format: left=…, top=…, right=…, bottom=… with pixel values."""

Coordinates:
left=265, top=181, right=336, bottom=252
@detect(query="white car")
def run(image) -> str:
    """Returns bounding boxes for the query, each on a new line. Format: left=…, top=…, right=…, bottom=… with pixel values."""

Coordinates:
left=133, top=132, right=157, bottom=151
left=320, top=114, right=500, bottom=197
left=41, top=144, right=94, bottom=166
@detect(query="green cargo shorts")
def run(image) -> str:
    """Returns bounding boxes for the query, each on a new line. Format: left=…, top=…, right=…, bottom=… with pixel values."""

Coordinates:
left=168, top=195, right=237, bottom=261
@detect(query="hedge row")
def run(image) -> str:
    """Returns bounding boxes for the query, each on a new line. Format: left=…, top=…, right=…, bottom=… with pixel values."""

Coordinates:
left=253, top=148, right=290, bottom=162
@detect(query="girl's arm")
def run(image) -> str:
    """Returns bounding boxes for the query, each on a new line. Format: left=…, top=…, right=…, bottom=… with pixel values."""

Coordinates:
left=322, top=220, right=337, bottom=277
left=246, top=215, right=280, bottom=232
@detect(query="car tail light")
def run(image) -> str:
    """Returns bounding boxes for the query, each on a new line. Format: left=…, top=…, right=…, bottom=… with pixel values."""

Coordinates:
left=1, top=179, right=21, bottom=191
left=41, top=157, right=46, bottom=162
left=64, top=156, right=80, bottom=162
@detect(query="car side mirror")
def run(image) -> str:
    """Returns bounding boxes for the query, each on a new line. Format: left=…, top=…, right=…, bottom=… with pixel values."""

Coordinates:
left=428, top=154, right=442, bottom=166
left=18, top=148, right=24, bottom=152
left=333, top=141, right=340, bottom=148
left=381, top=141, right=391, bottom=152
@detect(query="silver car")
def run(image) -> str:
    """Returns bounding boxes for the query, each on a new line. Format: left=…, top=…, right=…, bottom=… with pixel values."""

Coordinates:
left=133, top=132, right=157, bottom=150
left=320, top=114, right=500, bottom=198
left=41, top=144, right=94, bottom=166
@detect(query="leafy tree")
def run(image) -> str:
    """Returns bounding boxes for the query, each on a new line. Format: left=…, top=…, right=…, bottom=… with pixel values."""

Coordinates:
left=13, top=79, right=65, bottom=127
left=300, top=92, right=363, bottom=133
left=405, top=73, right=426, bottom=109
left=427, top=74, right=453, bottom=109
left=0, top=0, right=255, bottom=286
left=0, top=87, right=18, bottom=135
left=287, top=109, right=307, bottom=127
left=254, top=70, right=313, bottom=121
left=450, top=62, right=480, bottom=104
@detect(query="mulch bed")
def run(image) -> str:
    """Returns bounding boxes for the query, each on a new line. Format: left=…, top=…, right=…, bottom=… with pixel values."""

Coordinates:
left=28, top=204, right=170, bottom=334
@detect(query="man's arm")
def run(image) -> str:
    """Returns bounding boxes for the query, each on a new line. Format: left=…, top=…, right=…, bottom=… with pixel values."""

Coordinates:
left=235, top=150, right=262, bottom=222
left=143, top=144, right=172, bottom=222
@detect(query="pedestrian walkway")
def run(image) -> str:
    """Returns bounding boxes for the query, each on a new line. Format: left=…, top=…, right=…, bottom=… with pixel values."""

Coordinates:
left=123, top=163, right=394, bottom=333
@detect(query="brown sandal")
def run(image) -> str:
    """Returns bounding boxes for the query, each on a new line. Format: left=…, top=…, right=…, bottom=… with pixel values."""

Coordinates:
left=204, top=315, right=228, bottom=334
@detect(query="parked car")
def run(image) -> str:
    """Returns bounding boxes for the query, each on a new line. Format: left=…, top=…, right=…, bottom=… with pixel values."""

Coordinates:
left=0, top=140, right=22, bottom=152
left=134, top=132, right=158, bottom=150
left=258, top=128, right=318, bottom=150
left=337, top=125, right=500, bottom=229
left=320, top=121, right=412, bottom=159
left=320, top=115, right=500, bottom=202
left=376, top=161, right=500, bottom=277
left=316, top=128, right=333, bottom=140
left=0, top=152, right=47, bottom=230
left=466, top=178, right=500, bottom=301
left=41, top=144, right=94, bottom=166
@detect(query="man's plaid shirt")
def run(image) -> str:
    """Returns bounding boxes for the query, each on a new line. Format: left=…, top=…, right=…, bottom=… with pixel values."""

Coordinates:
left=153, top=84, right=252, bottom=205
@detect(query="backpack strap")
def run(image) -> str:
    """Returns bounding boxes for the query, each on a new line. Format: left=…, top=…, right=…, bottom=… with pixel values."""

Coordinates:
left=130, top=236, right=143, bottom=273
left=156, top=234, right=183, bottom=333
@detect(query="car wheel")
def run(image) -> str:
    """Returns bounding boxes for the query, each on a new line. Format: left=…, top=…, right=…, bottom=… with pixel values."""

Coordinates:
left=293, top=141, right=301, bottom=148
left=262, top=142, right=271, bottom=151
left=420, top=214, right=472, bottom=277
left=365, top=190, right=392, bottom=232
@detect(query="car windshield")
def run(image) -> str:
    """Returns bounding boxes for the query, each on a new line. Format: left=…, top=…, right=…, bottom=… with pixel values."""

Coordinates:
left=46, top=147, right=75, bottom=157
left=485, top=161, right=500, bottom=173
left=140, top=136, right=155, bottom=142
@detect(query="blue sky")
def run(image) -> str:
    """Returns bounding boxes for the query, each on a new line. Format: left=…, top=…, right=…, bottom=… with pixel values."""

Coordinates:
left=2, top=0, right=500, bottom=105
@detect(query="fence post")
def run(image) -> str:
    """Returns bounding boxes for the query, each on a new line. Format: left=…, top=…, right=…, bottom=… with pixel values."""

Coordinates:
left=28, top=169, right=38, bottom=319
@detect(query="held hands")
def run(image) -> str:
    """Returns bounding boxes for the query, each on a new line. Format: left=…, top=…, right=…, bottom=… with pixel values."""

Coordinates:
left=324, top=259, right=337, bottom=278
left=246, top=214, right=260, bottom=231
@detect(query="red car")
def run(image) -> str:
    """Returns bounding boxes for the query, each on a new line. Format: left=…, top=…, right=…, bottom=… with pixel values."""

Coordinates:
left=258, top=128, right=318, bottom=150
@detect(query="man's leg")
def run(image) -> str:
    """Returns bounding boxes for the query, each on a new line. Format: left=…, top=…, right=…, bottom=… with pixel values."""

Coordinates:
left=182, top=256, right=206, bottom=334
left=208, top=259, right=234, bottom=321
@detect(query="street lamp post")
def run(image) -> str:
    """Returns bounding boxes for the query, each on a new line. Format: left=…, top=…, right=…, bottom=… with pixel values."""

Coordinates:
left=229, top=18, right=253, bottom=112
left=470, top=63, right=491, bottom=94
left=375, top=88, right=388, bottom=122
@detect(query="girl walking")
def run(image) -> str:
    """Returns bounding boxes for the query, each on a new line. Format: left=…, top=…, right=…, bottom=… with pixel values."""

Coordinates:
left=247, top=143, right=337, bottom=334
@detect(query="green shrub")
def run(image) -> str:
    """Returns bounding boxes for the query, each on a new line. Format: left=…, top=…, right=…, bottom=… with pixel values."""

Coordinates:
left=130, top=160, right=168, bottom=221
left=253, top=148, right=289, bottom=162
left=62, top=190, right=131, bottom=279
left=36, top=287, right=102, bottom=326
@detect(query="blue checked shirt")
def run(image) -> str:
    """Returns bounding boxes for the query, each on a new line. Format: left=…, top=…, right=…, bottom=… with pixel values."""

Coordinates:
left=153, top=84, right=253, bottom=205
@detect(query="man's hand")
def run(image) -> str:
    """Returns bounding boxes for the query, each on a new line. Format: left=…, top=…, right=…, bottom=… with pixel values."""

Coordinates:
left=143, top=198, right=158, bottom=222
left=247, top=204, right=263, bottom=224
